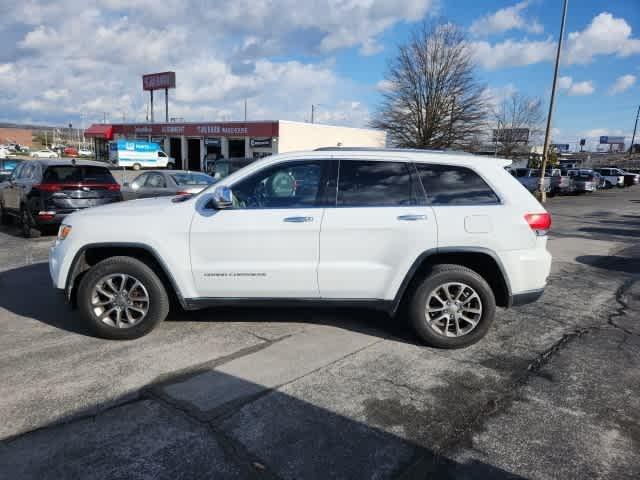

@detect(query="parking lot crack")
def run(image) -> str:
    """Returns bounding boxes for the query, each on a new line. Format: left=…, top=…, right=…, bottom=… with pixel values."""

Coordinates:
left=608, top=277, right=639, bottom=337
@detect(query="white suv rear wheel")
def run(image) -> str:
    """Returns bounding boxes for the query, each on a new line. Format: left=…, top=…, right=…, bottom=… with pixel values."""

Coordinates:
left=409, top=264, right=496, bottom=348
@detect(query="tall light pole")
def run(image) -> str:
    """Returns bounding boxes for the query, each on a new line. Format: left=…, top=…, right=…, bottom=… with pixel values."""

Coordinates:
left=311, top=104, right=323, bottom=124
left=539, top=0, right=568, bottom=203
left=630, top=105, right=640, bottom=155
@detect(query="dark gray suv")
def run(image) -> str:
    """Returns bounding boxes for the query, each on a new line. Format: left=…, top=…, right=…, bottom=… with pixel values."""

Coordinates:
left=0, top=159, right=122, bottom=237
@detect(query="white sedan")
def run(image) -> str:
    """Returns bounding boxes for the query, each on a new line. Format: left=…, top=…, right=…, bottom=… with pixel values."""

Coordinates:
left=30, top=149, right=59, bottom=158
left=78, top=148, right=93, bottom=156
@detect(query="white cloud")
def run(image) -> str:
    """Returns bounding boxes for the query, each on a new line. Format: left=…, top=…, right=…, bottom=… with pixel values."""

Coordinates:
left=1, top=0, right=436, bottom=125
left=608, top=74, right=636, bottom=95
left=375, top=79, right=395, bottom=93
left=558, top=76, right=572, bottom=90
left=568, top=81, right=594, bottom=96
left=471, top=38, right=555, bottom=69
left=566, top=12, right=640, bottom=64
left=484, top=83, right=518, bottom=109
left=472, top=11, right=640, bottom=70
left=557, top=77, right=595, bottom=96
left=470, top=1, right=543, bottom=36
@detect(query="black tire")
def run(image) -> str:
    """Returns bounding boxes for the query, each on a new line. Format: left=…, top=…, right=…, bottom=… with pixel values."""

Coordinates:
left=166, top=162, right=175, bottom=170
left=0, top=203, right=10, bottom=225
left=19, top=205, right=39, bottom=238
left=605, top=181, right=612, bottom=189
left=408, top=264, right=496, bottom=349
left=77, top=256, right=169, bottom=340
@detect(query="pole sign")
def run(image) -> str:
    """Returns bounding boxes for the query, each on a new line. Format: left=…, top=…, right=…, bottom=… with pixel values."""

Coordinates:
left=142, top=72, right=176, bottom=91
left=551, top=143, right=570, bottom=152
left=599, top=136, right=625, bottom=144
left=492, top=128, right=530, bottom=143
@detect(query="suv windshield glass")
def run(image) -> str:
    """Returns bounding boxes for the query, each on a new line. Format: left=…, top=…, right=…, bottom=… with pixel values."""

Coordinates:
left=42, top=166, right=116, bottom=183
left=171, top=173, right=214, bottom=186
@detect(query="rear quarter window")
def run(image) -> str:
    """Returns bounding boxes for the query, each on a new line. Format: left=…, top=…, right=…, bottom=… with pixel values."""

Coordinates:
left=415, top=164, right=500, bottom=206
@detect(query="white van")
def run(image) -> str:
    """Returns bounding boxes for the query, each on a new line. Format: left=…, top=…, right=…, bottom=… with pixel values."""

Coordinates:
left=109, top=140, right=174, bottom=170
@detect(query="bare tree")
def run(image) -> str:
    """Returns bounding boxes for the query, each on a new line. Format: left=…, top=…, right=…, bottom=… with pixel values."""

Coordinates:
left=370, top=22, right=488, bottom=149
left=492, top=93, right=544, bottom=157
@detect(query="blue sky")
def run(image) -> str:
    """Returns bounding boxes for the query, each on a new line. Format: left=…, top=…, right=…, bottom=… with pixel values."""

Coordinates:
left=0, top=0, right=639, bottom=149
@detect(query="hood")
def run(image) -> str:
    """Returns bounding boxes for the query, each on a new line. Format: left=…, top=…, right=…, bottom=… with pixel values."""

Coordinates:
left=67, top=195, right=188, bottom=222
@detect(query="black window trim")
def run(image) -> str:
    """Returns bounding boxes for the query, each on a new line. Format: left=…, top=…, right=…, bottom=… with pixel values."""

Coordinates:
left=413, top=162, right=504, bottom=207
left=334, top=158, right=420, bottom=209
left=227, top=158, right=335, bottom=210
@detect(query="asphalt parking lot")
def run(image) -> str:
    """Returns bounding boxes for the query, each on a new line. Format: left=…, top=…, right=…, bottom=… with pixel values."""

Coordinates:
left=0, top=188, right=639, bottom=479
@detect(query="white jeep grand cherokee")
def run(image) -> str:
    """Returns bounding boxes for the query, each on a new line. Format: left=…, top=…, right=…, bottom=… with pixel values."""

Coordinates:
left=49, top=148, right=552, bottom=348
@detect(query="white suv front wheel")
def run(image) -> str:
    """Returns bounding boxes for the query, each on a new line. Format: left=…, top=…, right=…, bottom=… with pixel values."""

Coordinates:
left=409, top=264, right=496, bottom=348
left=78, top=256, right=169, bottom=339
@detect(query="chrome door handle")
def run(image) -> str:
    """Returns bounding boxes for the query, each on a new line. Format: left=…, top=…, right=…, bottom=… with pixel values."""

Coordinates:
left=283, top=216, right=314, bottom=223
left=397, top=214, right=427, bottom=221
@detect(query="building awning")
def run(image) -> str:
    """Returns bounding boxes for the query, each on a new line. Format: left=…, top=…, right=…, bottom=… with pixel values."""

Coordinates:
left=84, top=124, right=114, bottom=140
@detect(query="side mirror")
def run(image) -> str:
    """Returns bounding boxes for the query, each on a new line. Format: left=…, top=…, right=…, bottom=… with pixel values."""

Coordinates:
left=210, top=186, right=233, bottom=209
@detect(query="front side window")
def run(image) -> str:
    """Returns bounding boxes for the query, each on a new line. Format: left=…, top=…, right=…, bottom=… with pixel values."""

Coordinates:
left=337, top=160, right=414, bottom=207
left=415, top=164, right=500, bottom=205
left=231, top=161, right=325, bottom=209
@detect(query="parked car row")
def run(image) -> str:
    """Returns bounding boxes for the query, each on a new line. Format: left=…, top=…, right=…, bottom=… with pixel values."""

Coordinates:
left=0, top=158, right=215, bottom=237
left=509, top=166, right=639, bottom=195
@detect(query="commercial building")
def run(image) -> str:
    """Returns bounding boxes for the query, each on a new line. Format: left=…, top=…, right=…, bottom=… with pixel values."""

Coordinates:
left=85, top=120, right=386, bottom=171
left=0, top=127, right=32, bottom=147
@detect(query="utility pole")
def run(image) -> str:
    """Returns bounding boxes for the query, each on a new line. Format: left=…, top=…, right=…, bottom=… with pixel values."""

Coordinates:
left=150, top=90, right=154, bottom=123
left=165, top=88, right=169, bottom=123
left=244, top=99, right=247, bottom=121
left=311, top=104, right=315, bottom=124
left=103, top=112, right=107, bottom=124
left=539, top=0, right=568, bottom=203
left=630, top=105, right=640, bottom=155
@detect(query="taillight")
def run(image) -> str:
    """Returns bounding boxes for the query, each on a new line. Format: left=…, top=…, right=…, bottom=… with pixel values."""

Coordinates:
left=106, top=184, right=121, bottom=192
left=524, top=213, right=551, bottom=236
left=176, top=191, right=190, bottom=195
left=33, top=184, right=63, bottom=192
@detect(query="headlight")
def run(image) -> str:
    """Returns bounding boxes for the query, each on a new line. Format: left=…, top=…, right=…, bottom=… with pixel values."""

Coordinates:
left=57, top=224, right=72, bottom=241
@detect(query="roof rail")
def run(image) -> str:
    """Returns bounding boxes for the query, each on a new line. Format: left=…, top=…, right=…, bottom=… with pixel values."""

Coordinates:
left=313, top=146, right=472, bottom=155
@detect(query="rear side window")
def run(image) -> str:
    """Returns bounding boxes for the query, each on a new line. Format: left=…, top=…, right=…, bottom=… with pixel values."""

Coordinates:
left=415, top=164, right=500, bottom=205
left=145, top=173, right=166, bottom=188
left=42, top=166, right=116, bottom=184
left=337, top=160, right=415, bottom=207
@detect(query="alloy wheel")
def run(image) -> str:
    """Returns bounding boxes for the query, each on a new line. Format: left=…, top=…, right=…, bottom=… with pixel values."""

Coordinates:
left=425, top=282, right=483, bottom=337
left=90, top=273, right=150, bottom=328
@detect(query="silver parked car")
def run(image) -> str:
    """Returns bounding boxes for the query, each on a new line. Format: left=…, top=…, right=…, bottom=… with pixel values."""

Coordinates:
left=567, top=170, right=597, bottom=193
left=122, top=170, right=216, bottom=200
left=509, top=168, right=551, bottom=193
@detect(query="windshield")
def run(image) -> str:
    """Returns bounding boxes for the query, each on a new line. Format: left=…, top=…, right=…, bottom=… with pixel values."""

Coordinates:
left=42, top=166, right=116, bottom=184
left=171, top=173, right=215, bottom=186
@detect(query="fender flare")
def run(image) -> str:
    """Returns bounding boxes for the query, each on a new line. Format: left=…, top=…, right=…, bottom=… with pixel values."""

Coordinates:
left=390, top=246, right=513, bottom=315
left=64, top=242, right=186, bottom=308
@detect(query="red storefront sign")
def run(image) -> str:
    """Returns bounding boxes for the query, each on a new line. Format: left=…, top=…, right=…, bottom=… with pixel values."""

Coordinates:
left=113, top=121, right=279, bottom=138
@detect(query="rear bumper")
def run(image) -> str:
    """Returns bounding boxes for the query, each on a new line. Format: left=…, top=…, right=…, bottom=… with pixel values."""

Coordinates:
left=510, top=288, right=545, bottom=307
